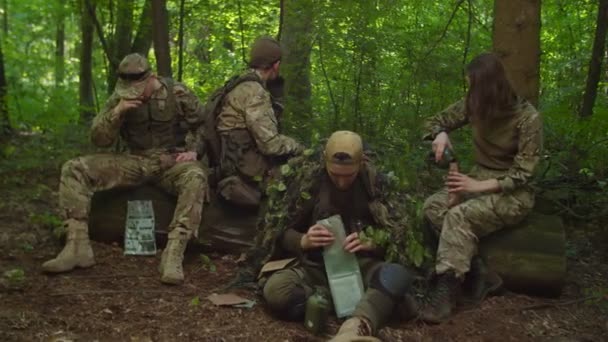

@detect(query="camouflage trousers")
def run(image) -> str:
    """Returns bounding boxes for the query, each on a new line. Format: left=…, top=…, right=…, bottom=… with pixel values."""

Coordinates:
left=424, top=166, right=535, bottom=278
left=263, top=258, right=394, bottom=333
left=59, top=152, right=208, bottom=239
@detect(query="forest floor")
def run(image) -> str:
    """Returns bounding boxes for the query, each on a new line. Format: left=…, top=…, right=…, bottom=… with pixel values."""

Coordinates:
left=1, top=133, right=607, bottom=342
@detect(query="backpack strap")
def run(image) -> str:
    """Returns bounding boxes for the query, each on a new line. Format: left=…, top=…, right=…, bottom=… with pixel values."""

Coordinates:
left=204, top=72, right=264, bottom=168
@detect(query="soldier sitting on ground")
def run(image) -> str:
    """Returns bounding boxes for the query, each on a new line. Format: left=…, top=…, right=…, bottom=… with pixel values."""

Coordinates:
left=261, top=131, right=417, bottom=342
left=42, top=53, right=209, bottom=285
left=419, top=52, right=543, bottom=323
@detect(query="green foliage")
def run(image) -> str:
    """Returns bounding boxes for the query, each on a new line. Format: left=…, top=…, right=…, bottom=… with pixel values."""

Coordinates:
left=3, top=268, right=26, bottom=289
left=199, top=254, right=217, bottom=273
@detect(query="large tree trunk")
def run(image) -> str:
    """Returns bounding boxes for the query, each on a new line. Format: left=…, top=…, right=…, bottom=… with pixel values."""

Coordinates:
left=131, top=0, right=153, bottom=57
left=0, top=32, right=10, bottom=139
left=55, top=3, right=65, bottom=87
left=279, top=0, right=314, bottom=134
left=579, top=0, right=608, bottom=118
left=151, top=0, right=172, bottom=78
left=492, top=0, right=541, bottom=107
left=107, top=0, right=134, bottom=94
left=79, top=0, right=96, bottom=123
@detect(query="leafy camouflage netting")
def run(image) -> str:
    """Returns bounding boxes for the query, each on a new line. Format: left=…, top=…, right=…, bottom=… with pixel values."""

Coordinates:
left=243, top=148, right=429, bottom=275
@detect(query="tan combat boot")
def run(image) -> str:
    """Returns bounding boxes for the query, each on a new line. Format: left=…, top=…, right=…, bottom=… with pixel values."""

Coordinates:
left=329, top=316, right=381, bottom=342
left=42, top=219, right=95, bottom=273
left=159, top=231, right=188, bottom=285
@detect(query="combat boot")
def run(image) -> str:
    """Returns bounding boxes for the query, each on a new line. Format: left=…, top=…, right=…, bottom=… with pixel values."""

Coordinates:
left=419, top=272, right=462, bottom=324
left=42, top=219, right=95, bottom=273
left=329, top=317, right=381, bottom=342
left=159, top=231, right=188, bottom=285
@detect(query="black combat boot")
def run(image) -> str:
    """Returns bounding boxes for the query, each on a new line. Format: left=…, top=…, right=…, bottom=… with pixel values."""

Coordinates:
left=419, top=272, right=462, bottom=324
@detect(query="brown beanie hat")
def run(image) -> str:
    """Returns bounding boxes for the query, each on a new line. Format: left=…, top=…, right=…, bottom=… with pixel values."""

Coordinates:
left=249, top=36, right=282, bottom=69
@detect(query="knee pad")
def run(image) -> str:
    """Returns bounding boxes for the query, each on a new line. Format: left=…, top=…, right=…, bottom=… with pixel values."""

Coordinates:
left=217, top=176, right=261, bottom=207
left=369, top=263, right=415, bottom=299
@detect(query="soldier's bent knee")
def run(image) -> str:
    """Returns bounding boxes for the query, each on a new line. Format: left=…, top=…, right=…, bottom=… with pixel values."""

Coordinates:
left=263, top=277, right=307, bottom=321
left=369, top=263, right=415, bottom=299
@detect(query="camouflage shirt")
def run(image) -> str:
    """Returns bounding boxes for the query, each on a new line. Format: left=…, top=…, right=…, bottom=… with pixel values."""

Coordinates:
left=423, top=98, right=543, bottom=193
left=91, top=79, right=206, bottom=154
left=216, top=70, right=302, bottom=156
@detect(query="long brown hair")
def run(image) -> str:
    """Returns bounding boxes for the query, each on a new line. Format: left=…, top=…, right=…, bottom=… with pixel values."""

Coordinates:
left=465, top=53, right=518, bottom=120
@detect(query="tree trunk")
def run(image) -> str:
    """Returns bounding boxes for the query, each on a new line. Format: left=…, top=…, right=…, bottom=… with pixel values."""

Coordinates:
left=107, top=0, right=134, bottom=94
left=279, top=0, right=314, bottom=134
left=55, top=3, right=66, bottom=87
left=3, top=0, right=7, bottom=36
left=151, top=0, right=172, bottom=78
left=131, top=0, right=153, bottom=57
left=0, top=32, right=10, bottom=139
left=177, top=0, right=185, bottom=82
left=79, top=0, right=96, bottom=123
left=579, top=0, right=608, bottom=118
left=492, top=0, right=541, bottom=107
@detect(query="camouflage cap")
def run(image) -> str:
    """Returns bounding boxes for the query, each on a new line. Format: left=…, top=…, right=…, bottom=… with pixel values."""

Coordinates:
left=115, top=53, right=153, bottom=99
left=324, top=131, right=363, bottom=175
left=248, top=36, right=282, bottom=69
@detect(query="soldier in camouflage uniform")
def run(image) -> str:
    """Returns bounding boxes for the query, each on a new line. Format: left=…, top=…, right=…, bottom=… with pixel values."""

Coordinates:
left=262, top=131, right=415, bottom=342
left=215, top=36, right=303, bottom=206
left=420, top=53, right=543, bottom=323
left=42, top=54, right=209, bottom=285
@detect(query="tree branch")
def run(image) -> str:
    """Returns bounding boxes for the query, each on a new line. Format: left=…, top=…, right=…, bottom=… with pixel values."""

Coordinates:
left=422, top=0, right=466, bottom=60
left=84, top=0, right=117, bottom=70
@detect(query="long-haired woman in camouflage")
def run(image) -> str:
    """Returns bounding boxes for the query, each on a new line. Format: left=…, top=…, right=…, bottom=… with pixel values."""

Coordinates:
left=420, top=53, right=543, bottom=323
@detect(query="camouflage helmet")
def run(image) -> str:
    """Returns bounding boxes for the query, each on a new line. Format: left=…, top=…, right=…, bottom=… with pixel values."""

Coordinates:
left=248, top=36, right=282, bottom=69
left=324, top=131, right=363, bottom=175
left=115, top=53, right=153, bottom=99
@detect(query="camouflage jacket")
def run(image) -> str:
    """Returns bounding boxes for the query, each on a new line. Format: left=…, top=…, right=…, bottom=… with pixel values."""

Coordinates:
left=246, top=150, right=412, bottom=270
left=216, top=70, right=301, bottom=156
left=91, top=78, right=206, bottom=155
left=423, top=97, right=543, bottom=193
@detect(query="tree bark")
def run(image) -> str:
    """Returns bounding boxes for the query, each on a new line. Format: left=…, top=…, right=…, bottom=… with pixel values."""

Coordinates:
left=151, top=0, right=172, bottom=78
left=79, top=0, right=96, bottom=123
left=492, top=0, right=541, bottom=107
left=279, top=0, right=314, bottom=133
left=177, top=0, right=185, bottom=82
left=55, top=3, right=66, bottom=87
left=131, top=0, right=153, bottom=57
left=107, top=0, right=134, bottom=94
left=0, top=31, right=10, bottom=139
left=579, top=0, right=608, bottom=118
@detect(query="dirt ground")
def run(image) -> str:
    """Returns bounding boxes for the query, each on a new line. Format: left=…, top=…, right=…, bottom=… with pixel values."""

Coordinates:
left=1, top=163, right=607, bottom=342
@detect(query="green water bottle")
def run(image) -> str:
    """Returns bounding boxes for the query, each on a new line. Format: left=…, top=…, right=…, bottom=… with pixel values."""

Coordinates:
left=304, top=287, right=331, bottom=335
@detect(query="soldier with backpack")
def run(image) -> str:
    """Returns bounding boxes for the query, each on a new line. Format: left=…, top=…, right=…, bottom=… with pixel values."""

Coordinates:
left=42, top=53, right=209, bottom=285
left=203, top=36, right=304, bottom=207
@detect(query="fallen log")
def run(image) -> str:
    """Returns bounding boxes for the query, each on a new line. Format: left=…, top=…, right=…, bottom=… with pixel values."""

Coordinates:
left=89, top=185, right=258, bottom=254
left=479, top=212, right=566, bottom=297
left=89, top=186, right=567, bottom=296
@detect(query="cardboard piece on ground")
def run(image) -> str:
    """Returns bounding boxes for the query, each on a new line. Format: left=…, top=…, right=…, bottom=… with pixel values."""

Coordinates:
left=207, top=293, right=252, bottom=307
left=257, top=258, right=296, bottom=278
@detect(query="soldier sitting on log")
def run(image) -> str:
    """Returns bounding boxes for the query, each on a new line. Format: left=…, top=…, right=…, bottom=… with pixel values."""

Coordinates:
left=419, top=52, right=543, bottom=323
left=42, top=53, right=209, bottom=285
left=204, top=36, right=304, bottom=208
